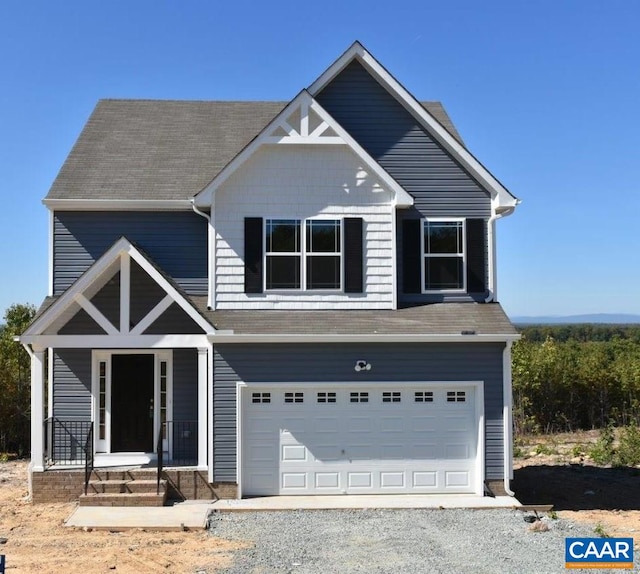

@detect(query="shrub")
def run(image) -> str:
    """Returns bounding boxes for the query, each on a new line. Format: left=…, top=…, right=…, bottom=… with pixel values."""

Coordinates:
left=616, top=422, right=640, bottom=466
left=589, top=425, right=616, bottom=465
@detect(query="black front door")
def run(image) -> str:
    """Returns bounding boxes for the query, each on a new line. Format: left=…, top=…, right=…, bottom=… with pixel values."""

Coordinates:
left=111, top=354, right=154, bottom=452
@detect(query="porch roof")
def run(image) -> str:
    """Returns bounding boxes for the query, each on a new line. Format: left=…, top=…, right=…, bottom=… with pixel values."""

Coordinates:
left=191, top=298, right=517, bottom=337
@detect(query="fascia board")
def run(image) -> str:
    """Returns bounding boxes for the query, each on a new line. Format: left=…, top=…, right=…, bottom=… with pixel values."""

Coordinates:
left=23, top=237, right=132, bottom=336
left=43, top=199, right=193, bottom=210
left=194, top=90, right=413, bottom=209
left=308, top=42, right=519, bottom=212
left=208, top=333, right=521, bottom=344
left=23, top=237, right=215, bottom=336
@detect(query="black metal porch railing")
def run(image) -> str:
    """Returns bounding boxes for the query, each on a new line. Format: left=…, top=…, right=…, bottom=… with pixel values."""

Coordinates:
left=156, top=420, right=199, bottom=494
left=43, top=417, right=93, bottom=467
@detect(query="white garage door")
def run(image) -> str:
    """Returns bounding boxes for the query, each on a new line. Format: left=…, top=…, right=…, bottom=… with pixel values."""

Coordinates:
left=242, top=384, right=480, bottom=496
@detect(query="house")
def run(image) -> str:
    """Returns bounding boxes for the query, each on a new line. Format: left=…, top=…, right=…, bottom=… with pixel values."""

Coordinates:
left=20, top=41, right=520, bottom=504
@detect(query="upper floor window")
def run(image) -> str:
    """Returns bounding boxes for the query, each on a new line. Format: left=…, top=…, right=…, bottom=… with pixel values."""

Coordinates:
left=422, top=219, right=465, bottom=291
left=244, top=216, right=363, bottom=295
left=265, top=218, right=341, bottom=291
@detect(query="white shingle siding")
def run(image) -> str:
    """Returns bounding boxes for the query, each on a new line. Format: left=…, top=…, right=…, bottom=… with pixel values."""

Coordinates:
left=214, top=145, right=396, bottom=310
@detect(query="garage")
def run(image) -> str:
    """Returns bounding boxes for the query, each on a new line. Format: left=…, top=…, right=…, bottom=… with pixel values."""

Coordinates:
left=240, top=383, right=483, bottom=496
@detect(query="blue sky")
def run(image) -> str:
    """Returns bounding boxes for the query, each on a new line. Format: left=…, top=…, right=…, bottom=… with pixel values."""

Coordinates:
left=1, top=0, right=638, bottom=319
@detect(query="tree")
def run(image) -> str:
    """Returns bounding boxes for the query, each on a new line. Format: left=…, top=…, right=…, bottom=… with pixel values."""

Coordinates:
left=0, top=303, right=36, bottom=455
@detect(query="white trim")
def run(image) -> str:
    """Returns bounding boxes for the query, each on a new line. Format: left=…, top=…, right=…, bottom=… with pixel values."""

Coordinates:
left=91, top=350, right=172, bottom=455
left=76, top=294, right=119, bottom=335
left=503, top=340, right=515, bottom=495
left=237, top=380, right=485, bottom=497
left=193, top=91, right=413, bottom=209
left=209, top=333, right=520, bottom=344
left=48, top=209, right=54, bottom=296
left=421, top=217, right=467, bottom=294
left=22, top=334, right=210, bottom=348
left=190, top=201, right=214, bottom=310
left=120, top=253, right=130, bottom=334
left=43, top=199, right=193, bottom=210
left=390, top=204, right=398, bottom=310
left=47, top=348, right=54, bottom=418
left=30, top=349, right=45, bottom=471
left=307, top=41, right=519, bottom=214
left=197, top=347, right=208, bottom=468
left=22, top=237, right=214, bottom=337
left=207, top=342, right=214, bottom=483
left=130, top=294, right=173, bottom=335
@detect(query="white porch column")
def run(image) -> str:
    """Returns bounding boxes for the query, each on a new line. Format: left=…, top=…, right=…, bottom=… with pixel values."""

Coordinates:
left=197, top=347, right=208, bottom=469
left=30, top=348, right=46, bottom=472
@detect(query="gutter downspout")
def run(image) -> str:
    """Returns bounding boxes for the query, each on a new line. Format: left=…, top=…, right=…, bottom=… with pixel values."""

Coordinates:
left=191, top=200, right=214, bottom=310
left=485, top=204, right=518, bottom=303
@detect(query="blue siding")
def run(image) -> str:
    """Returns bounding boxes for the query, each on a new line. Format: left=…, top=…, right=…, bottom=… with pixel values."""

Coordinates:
left=53, top=350, right=92, bottom=420
left=53, top=211, right=207, bottom=295
left=316, top=60, right=491, bottom=219
left=173, top=349, right=198, bottom=422
left=213, top=342, right=505, bottom=482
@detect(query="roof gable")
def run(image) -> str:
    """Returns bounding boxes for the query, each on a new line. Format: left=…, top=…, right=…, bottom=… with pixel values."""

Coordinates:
left=309, top=41, right=519, bottom=214
left=193, top=90, right=413, bottom=208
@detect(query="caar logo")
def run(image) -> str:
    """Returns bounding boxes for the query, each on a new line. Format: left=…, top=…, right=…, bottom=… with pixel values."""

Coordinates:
left=0, top=554, right=5, bottom=574
left=566, top=537, right=634, bottom=569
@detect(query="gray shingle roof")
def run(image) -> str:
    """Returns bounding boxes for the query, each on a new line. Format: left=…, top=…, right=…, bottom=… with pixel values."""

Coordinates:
left=46, top=99, right=462, bottom=201
left=190, top=298, right=517, bottom=336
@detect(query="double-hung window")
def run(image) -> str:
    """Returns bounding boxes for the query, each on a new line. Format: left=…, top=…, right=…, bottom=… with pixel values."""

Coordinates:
left=266, top=219, right=301, bottom=289
left=265, top=218, right=341, bottom=290
left=422, top=219, right=465, bottom=291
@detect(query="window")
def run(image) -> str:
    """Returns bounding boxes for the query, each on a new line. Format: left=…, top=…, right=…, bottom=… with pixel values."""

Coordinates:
left=98, top=361, right=107, bottom=440
left=414, top=391, right=434, bottom=403
left=266, top=219, right=301, bottom=289
left=252, top=392, right=271, bottom=404
left=423, top=219, right=464, bottom=290
left=447, top=391, right=466, bottom=403
left=265, top=218, right=341, bottom=290
left=382, top=391, right=401, bottom=403
left=350, top=391, right=368, bottom=403
left=317, top=392, right=337, bottom=403
left=285, top=392, right=304, bottom=403
left=306, top=220, right=341, bottom=289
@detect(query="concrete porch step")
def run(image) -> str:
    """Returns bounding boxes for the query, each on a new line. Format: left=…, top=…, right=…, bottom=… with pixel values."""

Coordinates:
left=88, top=478, right=166, bottom=495
left=79, top=491, right=167, bottom=507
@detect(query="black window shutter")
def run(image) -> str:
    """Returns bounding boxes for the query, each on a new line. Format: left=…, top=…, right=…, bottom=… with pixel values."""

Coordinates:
left=244, top=217, right=263, bottom=293
left=344, top=217, right=363, bottom=293
left=466, top=218, right=486, bottom=294
left=402, top=219, right=422, bottom=293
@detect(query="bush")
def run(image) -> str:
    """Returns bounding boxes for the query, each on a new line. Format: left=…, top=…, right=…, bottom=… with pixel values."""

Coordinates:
left=617, top=422, right=640, bottom=466
left=589, top=425, right=616, bottom=465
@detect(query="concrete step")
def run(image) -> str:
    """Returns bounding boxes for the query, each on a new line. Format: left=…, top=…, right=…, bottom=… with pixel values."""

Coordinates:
left=88, top=479, right=167, bottom=495
left=79, top=491, right=167, bottom=507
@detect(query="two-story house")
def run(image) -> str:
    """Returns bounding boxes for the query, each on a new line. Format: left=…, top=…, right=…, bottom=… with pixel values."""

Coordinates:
left=20, top=42, right=519, bottom=504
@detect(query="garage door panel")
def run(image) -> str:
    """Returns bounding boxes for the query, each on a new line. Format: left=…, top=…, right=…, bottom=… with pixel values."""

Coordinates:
left=243, top=384, right=479, bottom=495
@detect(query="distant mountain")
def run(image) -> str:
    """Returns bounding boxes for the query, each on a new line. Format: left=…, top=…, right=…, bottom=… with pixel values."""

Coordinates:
left=511, top=313, right=640, bottom=324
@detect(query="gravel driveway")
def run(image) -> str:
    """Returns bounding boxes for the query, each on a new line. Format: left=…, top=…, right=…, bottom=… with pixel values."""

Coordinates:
left=208, top=508, right=615, bottom=574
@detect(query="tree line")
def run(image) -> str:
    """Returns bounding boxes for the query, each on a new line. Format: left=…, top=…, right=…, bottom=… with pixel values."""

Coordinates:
left=513, top=325, right=640, bottom=434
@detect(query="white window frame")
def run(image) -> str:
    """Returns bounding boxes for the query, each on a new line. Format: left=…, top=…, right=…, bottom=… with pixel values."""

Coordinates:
left=421, top=217, right=466, bottom=293
left=264, top=217, right=343, bottom=292
left=91, top=350, right=173, bottom=454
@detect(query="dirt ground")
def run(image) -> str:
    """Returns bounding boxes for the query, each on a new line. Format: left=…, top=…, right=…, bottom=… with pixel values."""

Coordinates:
left=0, top=461, right=244, bottom=573
left=512, top=430, right=640, bottom=545
left=1, top=433, right=639, bottom=572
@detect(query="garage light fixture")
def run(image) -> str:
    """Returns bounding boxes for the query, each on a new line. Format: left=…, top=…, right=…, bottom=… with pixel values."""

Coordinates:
left=354, top=360, right=371, bottom=372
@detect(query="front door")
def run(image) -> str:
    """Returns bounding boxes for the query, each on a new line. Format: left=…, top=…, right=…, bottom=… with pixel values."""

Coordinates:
left=110, top=354, right=155, bottom=452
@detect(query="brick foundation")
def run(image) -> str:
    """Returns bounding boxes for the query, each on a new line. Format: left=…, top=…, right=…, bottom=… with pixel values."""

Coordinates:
left=31, top=468, right=237, bottom=504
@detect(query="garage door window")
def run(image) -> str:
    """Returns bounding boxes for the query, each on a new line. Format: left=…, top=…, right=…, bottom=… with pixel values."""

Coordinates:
left=285, top=392, right=304, bottom=403
left=415, top=391, right=434, bottom=403
left=317, top=392, right=336, bottom=403
left=252, top=392, right=271, bottom=404
left=350, top=391, right=369, bottom=403
left=382, top=391, right=401, bottom=403
left=447, top=391, right=466, bottom=402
